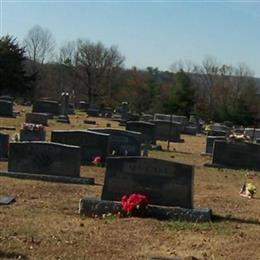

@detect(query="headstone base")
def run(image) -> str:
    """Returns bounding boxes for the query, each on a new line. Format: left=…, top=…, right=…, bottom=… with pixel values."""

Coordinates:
left=0, top=171, right=95, bottom=185
left=79, top=197, right=211, bottom=222
left=57, top=115, right=70, bottom=124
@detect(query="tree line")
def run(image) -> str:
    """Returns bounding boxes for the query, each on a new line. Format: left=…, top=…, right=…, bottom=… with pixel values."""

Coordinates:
left=0, top=25, right=259, bottom=126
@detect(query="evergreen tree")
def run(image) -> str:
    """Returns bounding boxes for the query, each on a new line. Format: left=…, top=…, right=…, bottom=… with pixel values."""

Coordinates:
left=0, top=35, right=33, bottom=97
left=164, top=69, right=195, bottom=116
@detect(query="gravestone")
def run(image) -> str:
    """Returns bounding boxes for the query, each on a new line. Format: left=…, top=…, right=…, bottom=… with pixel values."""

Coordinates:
left=87, top=104, right=100, bottom=117
left=51, top=130, right=110, bottom=164
left=20, top=129, right=46, bottom=142
left=25, top=113, right=48, bottom=126
left=33, top=100, right=59, bottom=115
left=0, top=100, right=13, bottom=117
left=100, top=107, right=113, bottom=118
left=57, top=92, right=70, bottom=123
left=8, top=142, right=81, bottom=177
left=102, top=157, right=193, bottom=208
left=212, top=140, right=260, bottom=171
left=77, top=101, right=88, bottom=111
left=88, top=128, right=141, bottom=156
left=208, top=124, right=230, bottom=136
left=183, top=125, right=197, bottom=135
left=0, top=133, right=9, bottom=159
left=140, top=113, right=153, bottom=122
left=205, top=136, right=226, bottom=154
left=126, top=121, right=156, bottom=144
left=0, top=95, right=14, bottom=102
left=244, top=128, right=260, bottom=141
left=151, top=120, right=182, bottom=142
left=154, top=113, right=171, bottom=121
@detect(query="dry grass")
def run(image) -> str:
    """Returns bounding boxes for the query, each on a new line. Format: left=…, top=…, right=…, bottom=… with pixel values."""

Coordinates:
left=0, top=106, right=260, bottom=260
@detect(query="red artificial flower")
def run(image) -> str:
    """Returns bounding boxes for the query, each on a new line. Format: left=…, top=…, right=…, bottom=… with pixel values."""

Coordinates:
left=121, top=193, right=149, bottom=215
left=92, top=156, right=102, bottom=166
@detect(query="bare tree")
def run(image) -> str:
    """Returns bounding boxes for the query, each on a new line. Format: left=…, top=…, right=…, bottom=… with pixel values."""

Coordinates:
left=75, top=39, right=124, bottom=104
left=24, top=25, right=55, bottom=73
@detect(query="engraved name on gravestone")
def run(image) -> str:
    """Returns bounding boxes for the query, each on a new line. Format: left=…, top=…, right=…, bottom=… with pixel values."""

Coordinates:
left=102, top=157, right=193, bottom=208
left=88, top=128, right=141, bottom=156
left=8, top=142, right=81, bottom=177
left=212, top=140, right=260, bottom=171
left=25, top=113, right=48, bottom=126
left=51, top=130, right=110, bottom=163
left=126, top=121, right=156, bottom=144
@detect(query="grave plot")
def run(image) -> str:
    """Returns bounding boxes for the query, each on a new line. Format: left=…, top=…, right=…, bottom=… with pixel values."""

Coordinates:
left=80, top=157, right=211, bottom=221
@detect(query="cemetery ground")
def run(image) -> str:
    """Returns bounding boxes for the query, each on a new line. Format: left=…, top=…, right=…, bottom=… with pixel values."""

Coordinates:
left=0, top=106, right=260, bottom=260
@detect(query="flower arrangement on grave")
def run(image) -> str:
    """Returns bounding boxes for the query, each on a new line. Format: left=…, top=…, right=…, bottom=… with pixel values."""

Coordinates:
left=228, top=132, right=250, bottom=143
left=92, top=155, right=102, bottom=167
left=240, top=182, right=257, bottom=199
left=121, top=193, right=149, bottom=217
left=22, top=123, right=45, bottom=131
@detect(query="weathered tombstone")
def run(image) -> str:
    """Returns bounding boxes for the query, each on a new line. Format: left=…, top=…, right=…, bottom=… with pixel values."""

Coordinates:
left=68, top=103, right=75, bottom=115
left=208, top=124, right=230, bottom=136
left=244, top=128, right=260, bottom=141
left=100, top=107, right=113, bottom=118
left=172, top=115, right=188, bottom=126
left=33, top=100, right=59, bottom=115
left=102, top=157, right=194, bottom=208
left=151, top=120, right=183, bottom=142
left=20, top=124, right=46, bottom=142
left=211, top=140, right=260, bottom=171
left=154, top=113, right=171, bottom=121
left=126, top=121, right=156, bottom=144
left=57, top=92, right=70, bottom=123
left=204, top=136, right=226, bottom=155
left=77, top=101, right=88, bottom=111
left=140, top=113, right=154, bottom=122
left=183, top=125, right=198, bottom=135
left=87, top=104, right=100, bottom=117
left=25, top=113, right=48, bottom=126
left=51, top=130, right=110, bottom=164
left=8, top=142, right=81, bottom=177
left=0, top=133, right=9, bottom=160
left=0, top=95, right=14, bottom=102
left=0, top=100, right=13, bottom=117
left=88, top=128, right=141, bottom=156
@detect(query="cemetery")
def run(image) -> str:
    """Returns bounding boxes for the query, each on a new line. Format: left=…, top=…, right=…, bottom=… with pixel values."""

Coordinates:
left=0, top=104, right=260, bottom=260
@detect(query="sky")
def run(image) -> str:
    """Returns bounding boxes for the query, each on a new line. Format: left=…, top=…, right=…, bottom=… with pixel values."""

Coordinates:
left=1, top=0, right=260, bottom=76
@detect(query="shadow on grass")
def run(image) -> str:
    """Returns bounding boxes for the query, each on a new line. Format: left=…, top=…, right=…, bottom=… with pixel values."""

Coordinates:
left=212, top=214, right=260, bottom=225
left=0, top=251, right=28, bottom=259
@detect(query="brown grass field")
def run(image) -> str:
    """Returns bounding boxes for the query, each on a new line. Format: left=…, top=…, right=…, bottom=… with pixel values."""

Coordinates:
left=0, top=106, right=260, bottom=260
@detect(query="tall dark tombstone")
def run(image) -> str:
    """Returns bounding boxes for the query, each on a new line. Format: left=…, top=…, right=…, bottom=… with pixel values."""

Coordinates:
left=0, top=133, right=9, bottom=160
left=57, top=92, right=70, bottom=123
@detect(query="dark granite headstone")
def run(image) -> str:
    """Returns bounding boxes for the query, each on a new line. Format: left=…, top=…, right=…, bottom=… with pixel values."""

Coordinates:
left=25, top=113, right=48, bottom=126
left=8, top=142, right=81, bottom=177
left=88, top=128, right=141, bottom=156
left=32, top=100, right=59, bottom=115
left=212, top=141, right=260, bottom=170
left=205, top=136, right=226, bottom=154
left=244, top=128, right=260, bottom=141
left=100, top=107, right=113, bottom=118
left=87, top=104, right=100, bottom=117
left=140, top=113, right=154, bottom=122
left=0, top=133, right=9, bottom=159
left=20, top=129, right=46, bottom=142
left=102, top=157, right=193, bottom=208
left=51, top=130, right=110, bottom=164
left=183, top=125, right=197, bottom=135
left=126, top=121, right=156, bottom=144
left=0, top=100, right=13, bottom=117
left=151, top=120, right=182, bottom=142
